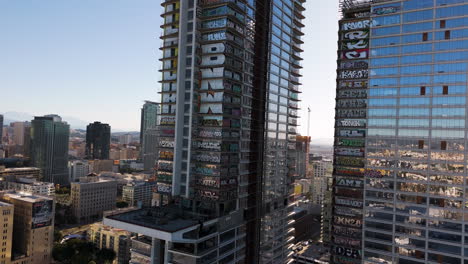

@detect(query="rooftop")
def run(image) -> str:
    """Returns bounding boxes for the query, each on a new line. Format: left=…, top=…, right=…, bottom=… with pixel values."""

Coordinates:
left=3, top=192, right=52, bottom=203
left=0, top=167, right=40, bottom=172
left=105, top=205, right=211, bottom=233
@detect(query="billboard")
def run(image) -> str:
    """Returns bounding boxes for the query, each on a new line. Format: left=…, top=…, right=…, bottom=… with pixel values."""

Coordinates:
left=32, top=200, right=53, bottom=229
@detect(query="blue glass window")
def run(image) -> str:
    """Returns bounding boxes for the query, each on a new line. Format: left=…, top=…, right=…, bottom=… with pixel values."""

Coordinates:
left=402, top=43, right=433, bottom=54
left=403, top=10, right=434, bottom=23
left=401, top=54, right=432, bottom=64
left=370, top=67, right=399, bottom=76
left=443, top=17, right=468, bottom=29
left=370, top=78, right=398, bottom=86
left=433, top=85, right=466, bottom=94
left=369, top=109, right=397, bottom=117
left=436, top=5, right=468, bottom=18
left=402, top=33, right=433, bottom=43
left=436, top=28, right=468, bottom=40
left=400, top=76, right=431, bottom=85
left=432, top=119, right=465, bottom=128
left=368, top=119, right=397, bottom=126
left=404, top=0, right=434, bottom=10
left=432, top=130, right=464, bottom=138
left=373, top=15, right=401, bottom=27
left=400, top=98, right=430, bottom=105
left=399, top=119, right=430, bottom=127
left=369, top=88, right=398, bottom=96
left=368, top=129, right=396, bottom=136
left=369, top=98, right=397, bottom=106
left=371, top=57, right=399, bottom=66
left=399, top=129, right=429, bottom=137
left=403, top=22, right=433, bottom=33
left=401, top=87, right=432, bottom=95
left=435, top=51, right=468, bottom=62
left=372, top=26, right=401, bottom=36
left=434, top=63, right=467, bottom=73
left=371, top=46, right=400, bottom=56
left=400, top=108, right=430, bottom=117
left=401, top=65, right=432, bottom=75
left=434, top=74, right=466, bottom=84
left=433, top=96, right=466, bottom=105
left=432, top=108, right=465, bottom=116
left=437, top=0, right=468, bottom=5
left=372, top=36, right=401, bottom=47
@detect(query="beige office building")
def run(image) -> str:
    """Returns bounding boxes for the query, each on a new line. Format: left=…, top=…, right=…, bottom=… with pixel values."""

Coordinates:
left=71, top=177, right=117, bottom=223
left=0, top=168, right=41, bottom=181
left=0, top=202, right=13, bottom=264
left=88, top=222, right=131, bottom=264
left=1, top=192, right=54, bottom=264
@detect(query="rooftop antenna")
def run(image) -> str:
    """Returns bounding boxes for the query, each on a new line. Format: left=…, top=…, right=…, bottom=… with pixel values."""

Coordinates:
left=307, top=107, right=311, bottom=138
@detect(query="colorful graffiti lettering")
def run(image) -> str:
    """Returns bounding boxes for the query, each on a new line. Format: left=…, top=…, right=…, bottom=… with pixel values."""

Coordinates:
left=333, top=236, right=361, bottom=247
left=342, top=49, right=368, bottom=59
left=337, top=99, right=367, bottom=108
left=340, top=60, right=369, bottom=69
left=344, top=30, right=369, bottom=40
left=335, top=187, right=363, bottom=198
left=335, top=156, right=365, bottom=167
left=337, top=119, right=366, bottom=127
left=334, top=167, right=365, bottom=177
left=338, top=129, right=366, bottom=138
left=335, top=197, right=363, bottom=208
left=334, top=206, right=362, bottom=218
left=337, top=138, right=365, bottom=147
left=334, top=216, right=363, bottom=228
left=336, top=109, right=366, bottom=118
left=372, top=6, right=400, bottom=15
left=339, top=80, right=368, bottom=88
left=342, top=39, right=369, bottom=50
left=342, top=20, right=373, bottom=30
left=339, top=69, right=369, bottom=79
left=333, top=226, right=361, bottom=238
left=333, top=246, right=361, bottom=259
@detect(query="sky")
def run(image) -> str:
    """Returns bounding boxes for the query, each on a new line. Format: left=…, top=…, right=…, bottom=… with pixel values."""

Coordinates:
left=1, top=0, right=339, bottom=140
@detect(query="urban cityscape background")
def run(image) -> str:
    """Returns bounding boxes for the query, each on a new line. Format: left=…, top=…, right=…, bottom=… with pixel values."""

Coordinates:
left=3, top=0, right=468, bottom=264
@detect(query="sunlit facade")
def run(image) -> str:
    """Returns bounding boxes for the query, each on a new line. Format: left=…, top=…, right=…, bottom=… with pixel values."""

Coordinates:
left=105, top=0, right=305, bottom=263
left=333, top=0, right=468, bottom=263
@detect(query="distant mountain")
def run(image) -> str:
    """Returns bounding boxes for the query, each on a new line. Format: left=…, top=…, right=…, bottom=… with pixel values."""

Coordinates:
left=311, top=138, right=333, bottom=146
left=2, top=111, right=89, bottom=129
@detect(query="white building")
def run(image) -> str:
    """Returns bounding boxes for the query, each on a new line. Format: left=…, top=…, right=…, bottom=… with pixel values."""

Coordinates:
left=69, top=160, right=90, bottom=182
left=4, top=178, right=55, bottom=196
left=311, top=160, right=332, bottom=206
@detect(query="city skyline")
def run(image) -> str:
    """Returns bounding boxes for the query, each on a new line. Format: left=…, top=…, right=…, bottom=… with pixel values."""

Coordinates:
left=0, top=0, right=339, bottom=140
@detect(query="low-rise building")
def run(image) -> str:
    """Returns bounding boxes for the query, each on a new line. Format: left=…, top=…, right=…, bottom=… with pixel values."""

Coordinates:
left=88, top=222, right=131, bottom=264
left=0, top=202, right=13, bottom=264
left=68, top=160, right=90, bottom=183
left=1, top=192, right=54, bottom=264
left=122, top=181, right=155, bottom=208
left=71, top=177, right=117, bottom=224
left=1, top=178, right=55, bottom=196
left=0, top=167, right=41, bottom=180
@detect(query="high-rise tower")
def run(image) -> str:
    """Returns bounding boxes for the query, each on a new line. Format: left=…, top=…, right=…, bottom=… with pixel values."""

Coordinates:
left=30, top=115, right=70, bottom=185
left=140, top=101, right=159, bottom=171
left=86, top=121, right=111, bottom=160
left=104, top=0, right=305, bottom=263
left=333, top=1, right=468, bottom=263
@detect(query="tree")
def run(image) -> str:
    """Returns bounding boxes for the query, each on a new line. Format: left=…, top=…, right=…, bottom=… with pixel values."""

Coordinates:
left=116, top=201, right=128, bottom=208
left=96, top=248, right=116, bottom=264
left=52, top=239, right=116, bottom=264
left=54, top=230, right=63, bottom=242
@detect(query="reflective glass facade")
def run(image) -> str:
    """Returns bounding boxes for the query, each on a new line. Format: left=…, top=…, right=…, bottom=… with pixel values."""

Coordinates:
left=156, top=0, right=305, bottom=263
left=334, top=1, right=468, bottom=263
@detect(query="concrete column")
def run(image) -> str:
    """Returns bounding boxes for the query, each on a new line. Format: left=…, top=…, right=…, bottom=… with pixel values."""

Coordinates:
left=150, top=238, right=164, bottom=264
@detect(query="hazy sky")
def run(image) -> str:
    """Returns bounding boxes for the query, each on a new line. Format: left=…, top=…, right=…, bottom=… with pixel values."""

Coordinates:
left=1, top=0, right=339, bottom=140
